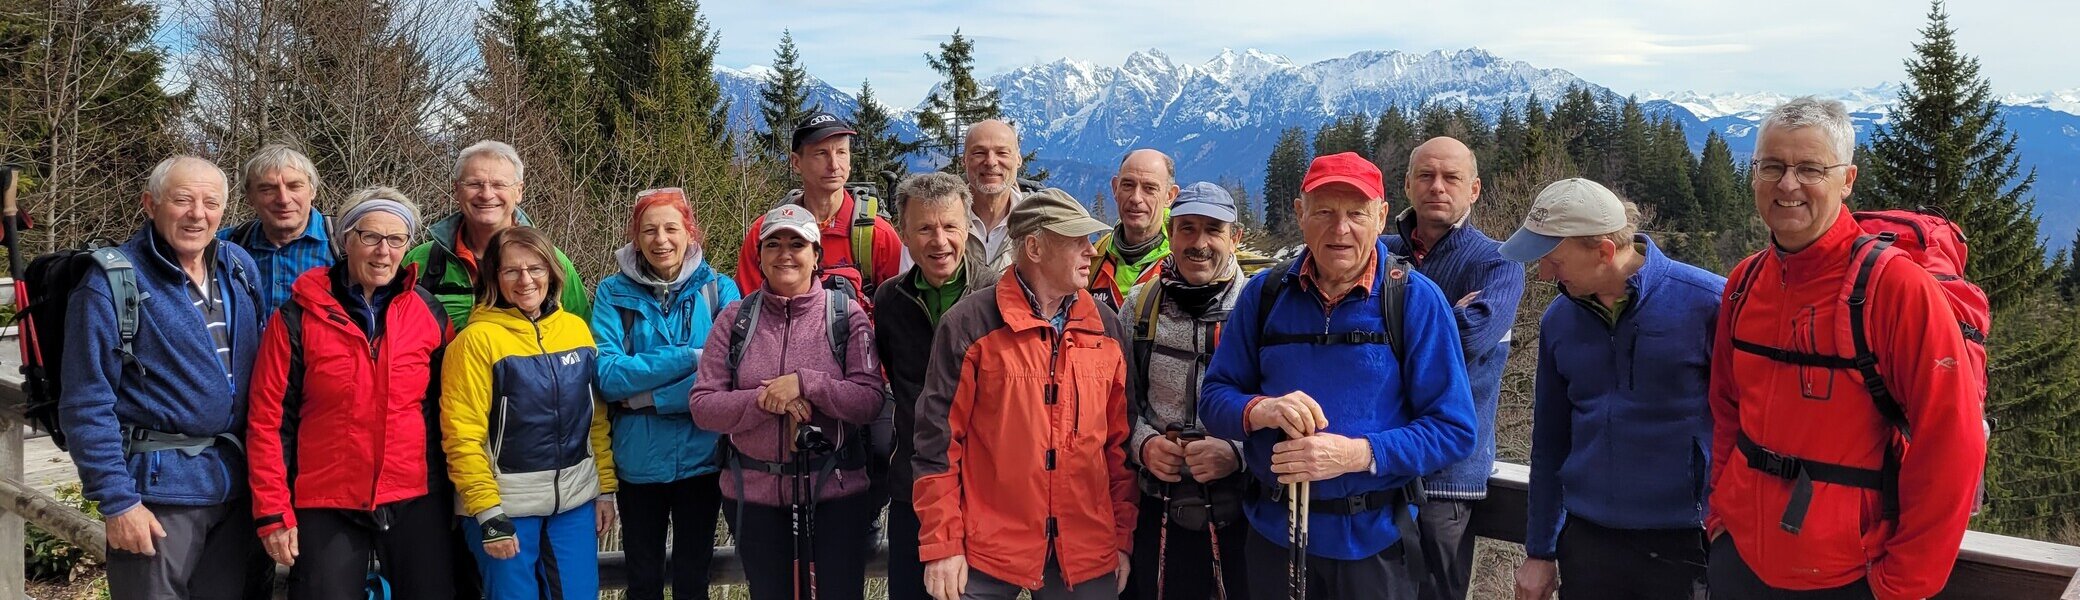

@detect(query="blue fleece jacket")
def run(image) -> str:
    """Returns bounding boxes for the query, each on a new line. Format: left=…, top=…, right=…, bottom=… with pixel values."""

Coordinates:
left=589, top=247, right=740, bottom=485
left=58, top=225, right=263, bottom=517
left=1201, top=240, right=1477, bottom=561
left=1384, top=212, right=1525, bottom=499
left=1524, top=235, right=1723, bottom=558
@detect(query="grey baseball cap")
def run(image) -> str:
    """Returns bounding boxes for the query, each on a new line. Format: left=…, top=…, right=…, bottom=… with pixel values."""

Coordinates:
left=1170, top=182, right=1238, bottom=223
left=758, top=204, right=821, bottom=243
left=1500, top=178, right=1627, bottom=263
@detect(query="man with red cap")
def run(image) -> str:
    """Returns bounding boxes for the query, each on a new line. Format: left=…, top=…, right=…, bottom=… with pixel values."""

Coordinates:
left=1201, top=152, right=1476, bottom=599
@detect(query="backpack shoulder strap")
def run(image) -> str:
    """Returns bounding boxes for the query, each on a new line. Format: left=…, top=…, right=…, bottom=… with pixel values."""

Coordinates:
left=852, top=192, right=878, bottom=287
left=1846, top=234, right=1911, bottom=439
left=703, top=278, right=724, bottom=319
left=1254, top=257, right=1299, bottom=339
left=1128, top=282, right=1163, bottom=426
left=1379, top=253, right=1412, bottom=359
left=827, top=288, right=851, bottom=372
left=87, top=248, right=142, bottom=353
left=727, top=291, right=763, bottom=376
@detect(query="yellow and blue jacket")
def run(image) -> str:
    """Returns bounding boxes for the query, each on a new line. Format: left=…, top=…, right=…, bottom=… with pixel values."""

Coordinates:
left=441, top=303, right=616, bottom=521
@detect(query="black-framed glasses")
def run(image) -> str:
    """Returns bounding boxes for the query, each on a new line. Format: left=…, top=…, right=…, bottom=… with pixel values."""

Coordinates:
left=1751, top=160, right=1850, bottom=185
left=348, top=229, right=412, bottom=249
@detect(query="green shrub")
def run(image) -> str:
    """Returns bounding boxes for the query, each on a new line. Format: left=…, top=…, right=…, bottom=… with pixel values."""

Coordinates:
left=24, top=483, right=101, bottom=583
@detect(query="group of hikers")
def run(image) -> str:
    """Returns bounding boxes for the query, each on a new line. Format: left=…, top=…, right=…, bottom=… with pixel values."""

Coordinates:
left=46, top=95, right=1989, bottom=600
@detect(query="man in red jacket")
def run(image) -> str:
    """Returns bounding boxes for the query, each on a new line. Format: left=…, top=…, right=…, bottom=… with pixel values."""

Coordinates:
left=1706, top=97, right=1986, bottom=599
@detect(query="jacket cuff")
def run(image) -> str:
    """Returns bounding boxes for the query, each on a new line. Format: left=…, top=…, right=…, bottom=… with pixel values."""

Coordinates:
left=1240, top=396, right=1268, bottom=433
left=255, top=513, right=294, bottom=537
left=918, top=539, right=964, bottom=563
left=473, top=505, right=506, bottom=523
left=98, top=497, right=142, bottom=520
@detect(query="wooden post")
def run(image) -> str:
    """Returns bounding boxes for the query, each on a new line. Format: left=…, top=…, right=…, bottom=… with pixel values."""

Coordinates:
left=2062, top=568, right=2080, bottom=600
left=2, top=423, right=23, bottom=599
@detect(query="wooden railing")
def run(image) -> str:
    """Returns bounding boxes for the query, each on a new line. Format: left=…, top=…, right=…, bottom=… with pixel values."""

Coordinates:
left=1, top=350, right=2076, bottom=597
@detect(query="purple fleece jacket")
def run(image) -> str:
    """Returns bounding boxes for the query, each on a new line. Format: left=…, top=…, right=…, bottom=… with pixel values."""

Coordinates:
left=689, top=284, right=885, bottom=506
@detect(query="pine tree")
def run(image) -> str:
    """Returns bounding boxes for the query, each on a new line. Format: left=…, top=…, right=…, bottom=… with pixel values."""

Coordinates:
left=759, top=30, right=817, bottom=159
left=2061, top=228, right=2080, bottom=303
left=1089, top=191, right=1112, bottom=222
left=1492, top=101, right=1528, bottom=176
left=1313, top=114, right=1372, bottom=160
left=916, top=29, right=1001, bottom=172
left=591, top=0, right=731, bottom=156
left=1219, top=176, right=1261, bottom=233
left=1613, top=97, right=1652, bottom=198
left=1695, top=130, right=1761, bottom=268
left=1262, top=127, right=1311, bottom=241
left=1372, top=106, right=1417, bottom=196
left=0, top=0, right=186, bottom=249
left=1860, top=1, right=2047, bottom=313
left=1856, top=2, right=2080, bottom=541
left=850, top=79, right=912, bottom=194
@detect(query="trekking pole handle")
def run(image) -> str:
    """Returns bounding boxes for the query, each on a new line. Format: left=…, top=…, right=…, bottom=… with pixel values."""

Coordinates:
left=2, top=166, right=16, bottom=217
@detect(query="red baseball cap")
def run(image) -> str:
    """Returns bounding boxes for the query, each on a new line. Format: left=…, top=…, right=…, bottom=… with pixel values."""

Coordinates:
left=1301, top=152, right=1386, bottom=201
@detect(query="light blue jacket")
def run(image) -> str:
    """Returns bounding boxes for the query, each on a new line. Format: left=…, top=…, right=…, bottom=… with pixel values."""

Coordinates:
left=589, top=245, right=739, bottom=484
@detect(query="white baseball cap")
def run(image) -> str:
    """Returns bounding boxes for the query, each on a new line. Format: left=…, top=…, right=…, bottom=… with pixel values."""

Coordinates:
left=758, top=204, right=821, bottom=244
left=1500, top=178, right=1627, bottom=263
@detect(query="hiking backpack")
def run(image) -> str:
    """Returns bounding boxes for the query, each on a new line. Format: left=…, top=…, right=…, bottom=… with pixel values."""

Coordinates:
left=15, top=241, right=259, bottom=451
left=16, top=241, right=139, bottom=451
left=780, top=184, right=889, bottom=296
left=1727, top=207, right=1993, bottom=530
left=1252, top=253, right=1413, bottom=360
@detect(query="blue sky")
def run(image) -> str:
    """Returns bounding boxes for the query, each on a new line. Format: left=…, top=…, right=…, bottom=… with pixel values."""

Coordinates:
left=701, top=0, right=2077, bottom=107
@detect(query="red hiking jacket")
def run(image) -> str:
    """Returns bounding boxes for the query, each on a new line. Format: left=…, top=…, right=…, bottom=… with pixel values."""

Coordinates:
left=248, top=266, right=452, bottom=535
left=1706, top=208, right=1985, bottom=599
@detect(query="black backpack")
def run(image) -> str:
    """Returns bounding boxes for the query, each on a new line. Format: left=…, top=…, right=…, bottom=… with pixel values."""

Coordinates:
left=16, top=241, right=139, bottom=450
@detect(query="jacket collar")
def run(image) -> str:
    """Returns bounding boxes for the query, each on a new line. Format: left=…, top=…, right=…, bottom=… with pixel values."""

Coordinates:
left=293, top=263, right=422, bottom=314
left=425, top=209, right=539, bottom=255
left=1390, top=207, right=1469, bottom=260
left=895, top=260, right=970, bottom=299
left=131, top=221, right=225, bottom=282
left=992, top=267, right=1105, bottom=335
left=755, top=280, right=827, bottom=317
left=1771, top=206, right=1863, bottom=284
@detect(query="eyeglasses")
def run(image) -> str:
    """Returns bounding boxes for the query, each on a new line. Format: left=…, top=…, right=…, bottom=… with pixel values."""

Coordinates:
left=348, top=229, right=411, bottom=249
left=458, top=180, right=518, bottom=193
left=498, top=265, right=549, bottom=281
left=1751, top=160, right=1850, bottom=185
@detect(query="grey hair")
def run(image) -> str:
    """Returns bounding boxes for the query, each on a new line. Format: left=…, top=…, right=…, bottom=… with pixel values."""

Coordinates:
left=895, top=172, right=972, bottom=222
left=146, top=156, right=228, bottom=205
left=453, top=140, right=525, bottom=184
left=241, top=144, right=320, bottom=197
left=1570, top=200, right=1644, bottom=249
left=333, top=186, right=422, bottom=256
left=1758, top=97, right=1856, bottom=164
left=1118, top=149, right=1176, bottom=184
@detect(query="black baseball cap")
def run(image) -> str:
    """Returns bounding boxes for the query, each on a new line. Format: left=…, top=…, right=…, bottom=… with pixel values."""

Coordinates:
left=791, top=112, right=857, bottom=151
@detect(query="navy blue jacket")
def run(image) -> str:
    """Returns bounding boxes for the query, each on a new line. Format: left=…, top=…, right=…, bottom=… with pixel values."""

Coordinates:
left=59, top=225, right=263, bottom=517
left=1524, top=235, right=1723, bottom=558
left=1384, top=212, right=1524, bottom=499
left=1202, top=240, right=1477, bottom=560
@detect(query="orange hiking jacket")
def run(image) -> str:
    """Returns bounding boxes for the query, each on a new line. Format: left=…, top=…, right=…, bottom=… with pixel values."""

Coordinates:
left=911, top=269, right=1138, bottom=590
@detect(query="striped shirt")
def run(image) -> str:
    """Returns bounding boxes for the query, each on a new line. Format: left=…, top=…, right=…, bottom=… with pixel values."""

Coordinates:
left=220, top=210, right=332, bottom=318
left=185, top=270, right=234, bottom=384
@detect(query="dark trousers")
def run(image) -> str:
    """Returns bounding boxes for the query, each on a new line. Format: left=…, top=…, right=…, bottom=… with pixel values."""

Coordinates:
left=1708, top=536, right=1875, bottom=599
left=1124, top=494, right=1248, bottom=600
left=105, top=501, right=262, bottom=600
left=287, top=495, right=456, bottom=600
left=449, top=517, right=483, bottom=600
left=1243, top=528, right=1416, bottom=600
left=724, top=492, right=876, bottom=600
left=621, top=474, right=724, bottom=600
left=1413, top=498, right=1474, bottom=600
left=1554, top=517, right=1706, bottom=600
left=886, top=500, right=928, bottom=600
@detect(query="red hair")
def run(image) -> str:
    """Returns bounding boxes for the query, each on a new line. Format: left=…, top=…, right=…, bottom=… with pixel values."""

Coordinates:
left=627, top=187, right=705, bottom=248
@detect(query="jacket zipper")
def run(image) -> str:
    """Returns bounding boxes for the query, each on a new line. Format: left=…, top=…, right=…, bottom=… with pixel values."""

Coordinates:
left=1044, top=327, right=1064, bottom=570
left=361, top=306, right=385, bottom=510
left=531, top=317, right=563, bottom=515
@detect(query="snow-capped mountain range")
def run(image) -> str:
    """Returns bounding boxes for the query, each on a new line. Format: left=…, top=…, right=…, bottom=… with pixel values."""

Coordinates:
left=711, top=48, right=2080, bottom=250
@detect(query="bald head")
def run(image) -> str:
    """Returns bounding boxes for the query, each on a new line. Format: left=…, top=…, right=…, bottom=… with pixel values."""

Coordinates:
left=1113, top=149, right=1179, bottom=241
left=1404, top=136, right=1482, bottom=230
left=963, top=119, right=1024, bottom=199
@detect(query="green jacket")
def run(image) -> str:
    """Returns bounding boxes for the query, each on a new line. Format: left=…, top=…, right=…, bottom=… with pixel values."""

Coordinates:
left=403, top=211, right=592, bottom=327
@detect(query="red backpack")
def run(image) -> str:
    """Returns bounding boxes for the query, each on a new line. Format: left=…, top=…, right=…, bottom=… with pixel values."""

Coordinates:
left=1728, top=208, right=1992, bottom=529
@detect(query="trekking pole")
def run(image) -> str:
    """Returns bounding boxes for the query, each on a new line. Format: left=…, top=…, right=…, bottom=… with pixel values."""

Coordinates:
left=3, top=166, right=25, bottom=278
left=788, top=416, right=806, bottom=600
left=1156, top=427, right=1182, bottom=599
left=1286, top=430, right=1309, bottom=600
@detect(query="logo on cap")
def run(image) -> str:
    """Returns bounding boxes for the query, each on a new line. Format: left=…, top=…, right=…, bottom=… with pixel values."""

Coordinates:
left=1526, top=207, right=1550, bottom=224
left=806, top=114, right=836, bottom=127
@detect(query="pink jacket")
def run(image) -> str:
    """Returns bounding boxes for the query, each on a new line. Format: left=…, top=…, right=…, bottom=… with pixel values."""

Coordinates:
left=689, top=285, right=884, bottom=506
